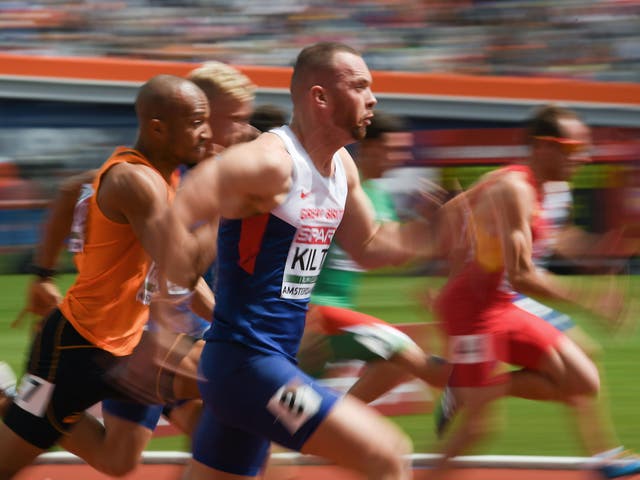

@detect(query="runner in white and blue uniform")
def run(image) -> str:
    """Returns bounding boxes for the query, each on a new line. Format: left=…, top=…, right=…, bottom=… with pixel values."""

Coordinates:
left=171, top=42, right=435, bottom=480
left=193, top=124, right=347, bottom=475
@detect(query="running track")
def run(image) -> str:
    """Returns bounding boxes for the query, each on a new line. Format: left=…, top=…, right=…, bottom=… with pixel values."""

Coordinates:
left=17, top=452, right=640, bottom=480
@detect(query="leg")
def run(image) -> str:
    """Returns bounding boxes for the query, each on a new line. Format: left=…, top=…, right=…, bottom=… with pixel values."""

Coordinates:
left=348, top=360, right=412, bottom=403
left=0, top=310, right=119, bottom=477
left=165, top=399, right=203, bottom=436
left=172, top=339, right=203, bottom=399
left=105, top=332, right=202, bottom=405
left=508, top=335, right=599, bottom=402
left=431, top=384, right=504, bottom=480
left=190, top=341, right=411, bottom=480
left=187, top=460, right=255, bottom=480
left=59, top=403, right=161, bottom=477
left=0, top=421, right=45, bottom=480
left=301, top=395, right=412, bottom=480
left=307, top=305, right=449, bottom=402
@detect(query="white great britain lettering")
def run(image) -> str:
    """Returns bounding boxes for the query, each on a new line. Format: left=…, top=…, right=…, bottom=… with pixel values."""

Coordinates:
left=300, top=207, right=343, bottom=221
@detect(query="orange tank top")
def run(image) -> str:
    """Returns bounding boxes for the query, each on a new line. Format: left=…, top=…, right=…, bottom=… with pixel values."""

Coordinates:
left=60, top=147, right=172, bottom=356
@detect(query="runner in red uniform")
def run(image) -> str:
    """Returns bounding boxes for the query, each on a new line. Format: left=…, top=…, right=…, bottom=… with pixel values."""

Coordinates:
left=431, top=104, right=640, bottom=479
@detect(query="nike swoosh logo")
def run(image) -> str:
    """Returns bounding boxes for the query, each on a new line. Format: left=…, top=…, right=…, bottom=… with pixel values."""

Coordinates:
left=300, top=191, right=311, bottom=199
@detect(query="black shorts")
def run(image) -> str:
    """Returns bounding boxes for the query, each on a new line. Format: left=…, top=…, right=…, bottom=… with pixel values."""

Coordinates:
left=3, top=308, right=133, bottom=449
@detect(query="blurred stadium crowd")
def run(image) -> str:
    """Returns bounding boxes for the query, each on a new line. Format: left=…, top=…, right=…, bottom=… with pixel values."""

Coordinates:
left=1, top=0, right=639, bottom=82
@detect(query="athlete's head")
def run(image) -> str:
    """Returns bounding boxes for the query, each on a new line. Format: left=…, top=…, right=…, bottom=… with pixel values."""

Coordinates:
left=188, top=61, right=257, bottom=153
left=250, top=103, right=288, bottom=133
left=135, top=74, right=211, bottom=169
left=358, top=110, right=413, bottom=180
left=291, top=42, right=376, bottom=143
left=526, top=104, right=591, bottom=182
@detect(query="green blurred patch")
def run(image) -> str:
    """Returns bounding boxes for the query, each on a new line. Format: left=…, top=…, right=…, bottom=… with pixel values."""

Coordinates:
left=0, top=273, right=638, bottom=456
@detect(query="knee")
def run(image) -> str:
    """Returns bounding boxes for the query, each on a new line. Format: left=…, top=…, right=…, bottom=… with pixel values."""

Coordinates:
left=366, top=429, right=412, bottom=479
left=97, top=452, right=140, bottom=477
left=0, top=468, right=18, bottom=480
left=99, top=462, right=137, bottom=477
left=564, top=367, right=600, bottom=401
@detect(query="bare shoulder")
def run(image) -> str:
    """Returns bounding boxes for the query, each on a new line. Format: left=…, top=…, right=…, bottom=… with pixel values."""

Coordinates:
left=220, top=132, right=291, bottom=181
left=60, top=168, right=98, bottom=193
left=494, top=170, right=533, bottom=199
left=108, top=162, right=165, bottom=193
left=99, top=162, right=168, bottom=218
left=482, top=170, right=536, bottom=217
left=337, top=148, right=359, bottom=187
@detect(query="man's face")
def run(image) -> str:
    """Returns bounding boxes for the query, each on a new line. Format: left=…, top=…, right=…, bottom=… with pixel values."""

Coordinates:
left=327, top=52, right=377, bottom=142
left=167, top=88, right=212, bottom=166
left=208, top=95, right=256, bottom=153
left=534, top=117, right=591, bottom=181
left=379, top=131, right=414, bottom=174
left=550, top=118, right=591, bottom=180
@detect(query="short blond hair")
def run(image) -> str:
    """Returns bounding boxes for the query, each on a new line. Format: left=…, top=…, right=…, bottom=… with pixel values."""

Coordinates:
left=188, top=61, right=256, bottom=103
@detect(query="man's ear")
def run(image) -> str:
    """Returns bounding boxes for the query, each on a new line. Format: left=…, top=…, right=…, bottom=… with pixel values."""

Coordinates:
left=311, top=86, right=327, bottom=105
left=150, top=118, right=166, bottom=137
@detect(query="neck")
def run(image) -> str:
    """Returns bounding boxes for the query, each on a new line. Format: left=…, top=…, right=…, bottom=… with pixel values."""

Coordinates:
left=526, top=159, right=547, bottom=187
left=289, top=118, right=341, bottom=177
left=133, top=141, right=176, bottom=183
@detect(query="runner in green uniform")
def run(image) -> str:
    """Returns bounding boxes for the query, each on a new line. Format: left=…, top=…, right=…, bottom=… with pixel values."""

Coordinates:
left=300, top=111, right=450, bottom=400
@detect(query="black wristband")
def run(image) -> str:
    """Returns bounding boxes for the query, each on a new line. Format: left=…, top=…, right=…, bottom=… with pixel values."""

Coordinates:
left=28, top=264, right=57, bottom=279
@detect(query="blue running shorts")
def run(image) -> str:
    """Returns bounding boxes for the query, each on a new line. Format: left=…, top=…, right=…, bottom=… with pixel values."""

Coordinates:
left=192, top=341, right=340, bottom=476
left=101, top=399, right=163, bottom=430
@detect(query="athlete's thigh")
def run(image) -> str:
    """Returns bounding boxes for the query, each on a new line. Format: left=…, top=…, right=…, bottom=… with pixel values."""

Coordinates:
left=199, top=342, right=339, bottom=448
left=102, top=399, right=163, bottom=432
left=192, top=400, right=270, bottom=477
left=301, top=393, right=410, bottom=472
left=4, top=309, right=118, bottom=449
left=106, top=330, right=201, bottom=404
left=101, top=408, right=157, bottom=463
left=314, top=305, right=417, bottom=362
left=501, top=302, right=564, bottom=369
left=195, top=342, right=339, bottom=475
left=0, top=420, right=45, bottom=476
left=512, top=294, right=601, bottom=359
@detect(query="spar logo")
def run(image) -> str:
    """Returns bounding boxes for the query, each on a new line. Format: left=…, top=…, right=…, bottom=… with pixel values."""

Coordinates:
left=295, top=225, right=337, bottom=245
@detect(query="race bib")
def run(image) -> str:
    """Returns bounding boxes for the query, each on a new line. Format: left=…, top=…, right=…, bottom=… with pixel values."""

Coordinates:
left=267, top=379, right=322, bottom=434
left=281, top=225, right=335, bottom=300
left=449, top=334, right=494, bottom=364
left=14, top=374, right=55, bottom=417
left=137, top=261, right=191, bottom=306
left=68, top=183, right=94, bottom=253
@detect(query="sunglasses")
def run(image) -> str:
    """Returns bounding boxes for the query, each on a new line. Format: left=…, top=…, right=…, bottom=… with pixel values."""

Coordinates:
left=533, top=136, right=589, bottom=155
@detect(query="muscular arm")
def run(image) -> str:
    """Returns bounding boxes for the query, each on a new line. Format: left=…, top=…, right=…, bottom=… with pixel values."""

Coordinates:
left=21, top=169, right=98, bottom=318
left=334, top=149, right=436, bottom=269
left=97, top=162, right=177, bottom=275
left=160, top=134, right=292, bottom=287
left=190, top=277, right=215, bottom=320
left=490, top=177, right=578, bottom=302
left=33, top=169, right=98, bottom=270
left=554, top=225, right=637, bottom=266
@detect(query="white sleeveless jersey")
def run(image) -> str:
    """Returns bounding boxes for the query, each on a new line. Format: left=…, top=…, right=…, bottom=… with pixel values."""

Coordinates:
left=207, top=125, right=349, bottom=359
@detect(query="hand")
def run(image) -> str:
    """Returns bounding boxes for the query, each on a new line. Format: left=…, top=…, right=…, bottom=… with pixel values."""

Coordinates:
left=417, top=287, right=439, bottom=313
left=583, top=274, right=631, bottom=332
left=413, top=178, right=448, bottom=223
left=12, top=278, right=61, bottom=328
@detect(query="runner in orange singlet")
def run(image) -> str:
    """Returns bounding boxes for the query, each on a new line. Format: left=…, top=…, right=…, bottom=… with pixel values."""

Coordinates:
left=0, top=74, right=212, bottom=479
